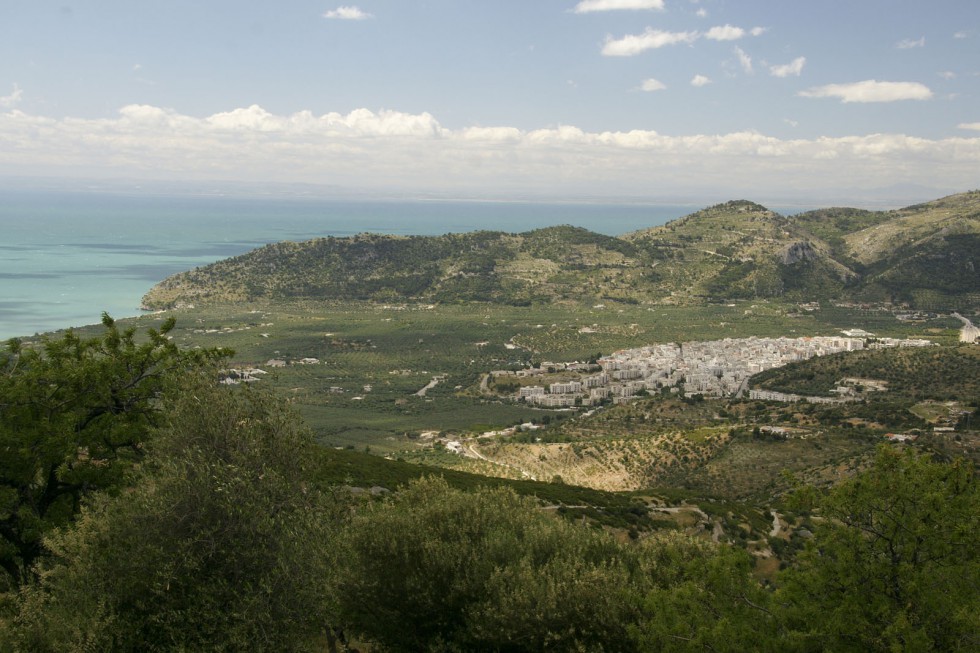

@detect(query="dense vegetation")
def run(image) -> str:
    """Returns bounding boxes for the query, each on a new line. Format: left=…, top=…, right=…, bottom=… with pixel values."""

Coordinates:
left=143, top=192, right=980, bottom=311
left=0, top=315, right=229, bottom=588
left=1, top=322, right=977, bottom=651
left=752, top=345, right=980, bottom=402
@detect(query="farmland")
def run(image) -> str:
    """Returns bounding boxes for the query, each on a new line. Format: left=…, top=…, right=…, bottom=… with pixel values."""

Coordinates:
left=91, top=299, right=961, bottom=451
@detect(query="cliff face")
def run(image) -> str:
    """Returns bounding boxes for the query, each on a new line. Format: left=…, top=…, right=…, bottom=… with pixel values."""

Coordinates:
left=142, top=192, right=980, bottom=310
left=781, top=242, right=817, bottom=265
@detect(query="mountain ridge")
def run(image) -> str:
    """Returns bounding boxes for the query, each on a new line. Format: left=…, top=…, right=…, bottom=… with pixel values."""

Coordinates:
left=142, top=191, right=980, bottom=311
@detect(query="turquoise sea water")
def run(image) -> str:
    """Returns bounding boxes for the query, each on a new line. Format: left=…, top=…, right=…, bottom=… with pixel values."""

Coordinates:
left=0, top=190, right=789, bottom=340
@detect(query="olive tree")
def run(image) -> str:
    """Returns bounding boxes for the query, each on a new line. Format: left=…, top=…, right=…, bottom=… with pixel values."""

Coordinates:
left=8, top=379, right=341, bottom=652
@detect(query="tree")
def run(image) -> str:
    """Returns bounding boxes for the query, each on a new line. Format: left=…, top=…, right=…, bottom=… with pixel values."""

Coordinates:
left=777, top=446, right=979, bottom=651
left=331, top=477, right=651, bottom=652
left=0, top=314, right=229, bottom=587
left=630, top=533, right=780, bottom=652
left=7, top=379, right=341, bottom=652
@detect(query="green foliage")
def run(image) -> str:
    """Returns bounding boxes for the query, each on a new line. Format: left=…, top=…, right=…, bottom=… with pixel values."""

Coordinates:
left=752, top=345, right=980, bottom=403
left=0, top=314, right=229, bottom=587
left=866, top=232, right=980, bottom=305
left=778, top=447, right=979, bottom=651
left=632, top=535, right=780, bottom=652
left=7, top=380, right=340, bottom=653
left=330, top=476, right=651, bottom=652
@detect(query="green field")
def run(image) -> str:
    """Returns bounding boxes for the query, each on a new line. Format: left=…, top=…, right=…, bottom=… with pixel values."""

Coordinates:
left=70, top=300, right=960, bottom=451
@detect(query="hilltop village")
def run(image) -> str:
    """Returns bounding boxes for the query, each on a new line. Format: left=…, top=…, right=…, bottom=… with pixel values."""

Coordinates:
left=496, top=334, right=934, bottom=408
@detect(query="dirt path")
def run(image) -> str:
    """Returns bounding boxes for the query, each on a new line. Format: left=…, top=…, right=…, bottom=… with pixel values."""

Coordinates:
left=415, top=376, right=442, bottom=397
left=770, top=510, right=782, bottom=537
left=655, top=505, right=722, bottom=542
left=464, top=443, right=537, bottom=481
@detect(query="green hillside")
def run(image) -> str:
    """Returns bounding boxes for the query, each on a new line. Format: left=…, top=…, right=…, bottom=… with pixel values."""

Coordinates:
left=751, top=344, right=980, bottom=403
left=142, top=191, right=980, bottom=311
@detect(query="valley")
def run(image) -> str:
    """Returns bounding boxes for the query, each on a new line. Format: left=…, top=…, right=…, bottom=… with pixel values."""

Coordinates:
left=5, top=191, right=977, bottom=651
left=44, top=193, right=975, bottom=519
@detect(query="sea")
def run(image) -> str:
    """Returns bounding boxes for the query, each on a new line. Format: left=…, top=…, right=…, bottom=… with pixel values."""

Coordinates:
left=0, top=190, right=806, bottom=340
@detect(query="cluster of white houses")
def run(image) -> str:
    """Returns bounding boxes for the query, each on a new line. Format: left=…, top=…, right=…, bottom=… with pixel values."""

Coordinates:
left=510, top=334, right=933, bottom=408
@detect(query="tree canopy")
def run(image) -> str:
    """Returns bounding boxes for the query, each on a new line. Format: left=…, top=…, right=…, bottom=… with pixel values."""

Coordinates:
left=9, top=379, right=340, bottom=653
left=0, top=315, right=229, bottom=587
left=778, top=446, right=979, bottom=651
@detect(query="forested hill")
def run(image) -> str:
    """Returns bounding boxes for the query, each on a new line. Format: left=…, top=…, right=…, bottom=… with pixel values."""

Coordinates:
left=142, top=191, right=980, bottom=310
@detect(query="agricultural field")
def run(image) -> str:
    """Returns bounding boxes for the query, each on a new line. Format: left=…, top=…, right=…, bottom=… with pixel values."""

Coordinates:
left=86, top=299, right=962, bottom=454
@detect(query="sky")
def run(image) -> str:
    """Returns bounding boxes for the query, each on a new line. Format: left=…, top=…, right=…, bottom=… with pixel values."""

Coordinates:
left=1, top=0, right=978, bottom=204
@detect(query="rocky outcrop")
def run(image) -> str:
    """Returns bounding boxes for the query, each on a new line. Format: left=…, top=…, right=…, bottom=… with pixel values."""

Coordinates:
left=782, top=241, right=818, bottom=265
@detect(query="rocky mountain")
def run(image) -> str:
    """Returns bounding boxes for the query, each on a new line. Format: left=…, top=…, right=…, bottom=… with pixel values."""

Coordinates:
left=142, top=191, right=980, bottom=310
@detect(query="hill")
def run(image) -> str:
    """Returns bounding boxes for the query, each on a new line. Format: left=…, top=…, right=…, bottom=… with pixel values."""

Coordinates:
left=793, top=191, right=980, bottom=308
left=142, top=191, right=980, bottom=310
left=622, top=199, right=857, bottom=301
left=751, top=343, right=980, bottom=404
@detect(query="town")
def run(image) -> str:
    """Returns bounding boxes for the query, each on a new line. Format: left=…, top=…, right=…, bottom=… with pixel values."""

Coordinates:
left=494, top=334, right=934, bottom=408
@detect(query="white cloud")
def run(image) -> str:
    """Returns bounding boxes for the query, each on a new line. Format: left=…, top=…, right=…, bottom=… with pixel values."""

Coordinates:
left=696, top=9, right=707, bottom=18
left=638, top=78, right=667, bottom=91
left=2, top=104, right=978, bottom=200
left=602, top=29, right=698, bottom=56
left=799, top=80, right=933, bottom=103
left=734, top=46, right=753, bottom=74
left=691, top=74, right=711, bottom=87
left=459, top=126, right=523, bottom=142
left=705, top=25, right=744, bottom=41
left=939, top=71, right=956, bottom=80
left=750, top=26, right=767, bottom=37
left=770, top=56, right=806, bottom=78
left=896, top=37, right=925, bottom=49
left=573, top=0, right=664, bottom=12
left=0, top=83, right=23, bottom=108
left=953, top=31, right=969, bottom=39
left=958, top=122, right=980, bottom=131
left=323, top=6, right=373, bottom=20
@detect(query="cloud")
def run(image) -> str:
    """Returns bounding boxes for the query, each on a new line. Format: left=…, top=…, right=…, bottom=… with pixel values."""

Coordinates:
left=896, top=37, right=925, bottom=49
left=705, top=25, right=745, bottom=41
left=602, top=29, right=698, bottom=56
left=750, top=26, right=767, bottom=36
left=769, top=56, right=806, bottom=77
left=691, top=74, right=711, bottom=87
left=1, top=104, right=977, bottom=200
left=799, top=80, right=933, bottom=103
left=459, top=126, right=523, bottom=142
left=638, top=78, right=667, bottom=91
left=938, top=71, right=956, bottom=80
left=573, top=0, right=664, bottom=12
left=323, top=6, right=373, bottom=20
left=696, top=8, right=707, bottom=18
left=958, top=122, right=980, bottom=131
left=953, top=31, right=969, bottom=39
left=0, top=83, right=23, bottom=109
left=734, top=46, right=753, bottom=73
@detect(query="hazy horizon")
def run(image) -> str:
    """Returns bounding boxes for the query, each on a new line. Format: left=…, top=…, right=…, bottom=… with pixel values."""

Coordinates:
left=1, top=1, right=978, bottom=203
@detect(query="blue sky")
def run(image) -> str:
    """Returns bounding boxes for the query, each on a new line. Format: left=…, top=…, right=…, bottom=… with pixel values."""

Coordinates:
left=1, top=0, right=978, bottom=203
